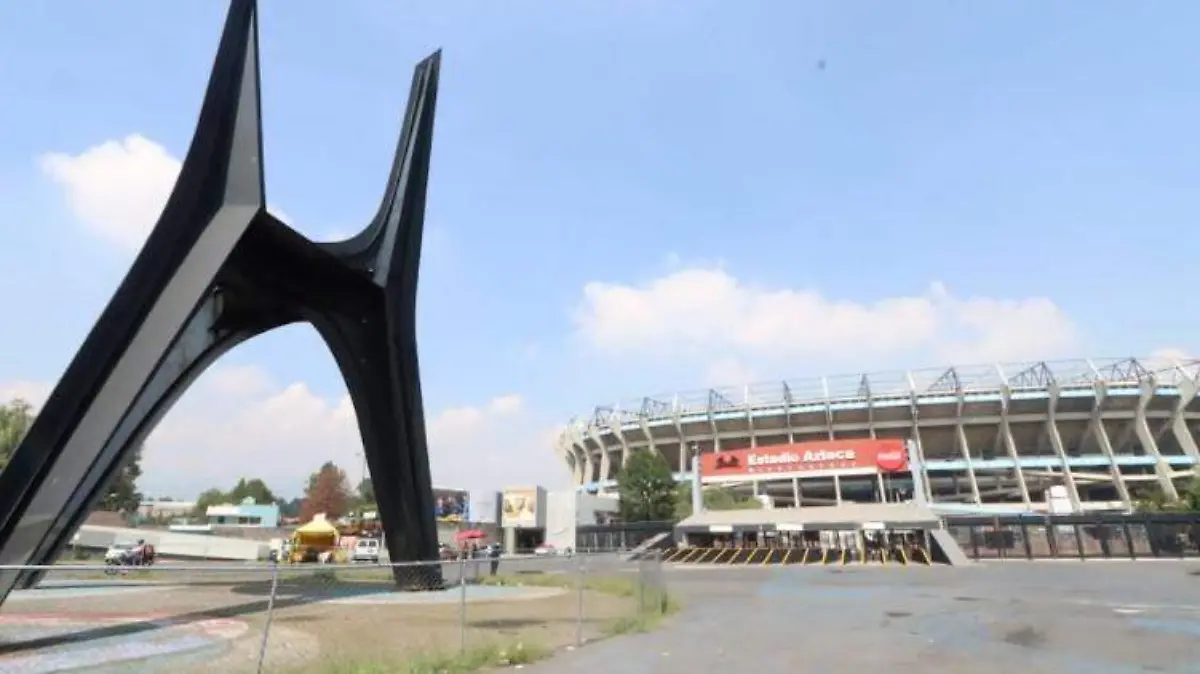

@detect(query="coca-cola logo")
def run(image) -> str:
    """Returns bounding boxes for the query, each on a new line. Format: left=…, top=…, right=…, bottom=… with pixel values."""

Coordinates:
left=875, top=449, right=907, bottom=472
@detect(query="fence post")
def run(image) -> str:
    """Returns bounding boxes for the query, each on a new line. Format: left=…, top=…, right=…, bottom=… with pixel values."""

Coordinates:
left=637, top=558, right=646, bottom=615
left=459, top=557, right=468, bottom=654
left=575, top=552, right=585, bottom=647
left=255, top=561, right=281, bottom=674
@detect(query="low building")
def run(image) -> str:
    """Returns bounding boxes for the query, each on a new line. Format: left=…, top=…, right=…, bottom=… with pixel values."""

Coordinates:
left=542, top=490, right=620, bottom=552
left=138, top=500, right=197, bottom=520
left=206, top=497, right=280, bottom=528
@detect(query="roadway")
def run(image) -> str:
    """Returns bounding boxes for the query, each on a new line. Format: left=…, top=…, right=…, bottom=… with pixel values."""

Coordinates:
left=519, top=560, right=1200, bottom=674
left=41, top=552, right=628, bottom=588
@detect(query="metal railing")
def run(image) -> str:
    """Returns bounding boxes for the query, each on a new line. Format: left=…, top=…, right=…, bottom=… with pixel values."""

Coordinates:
left=0, top=552, right=669, bottom=673
left=945, top=513, right=1200, bottom=561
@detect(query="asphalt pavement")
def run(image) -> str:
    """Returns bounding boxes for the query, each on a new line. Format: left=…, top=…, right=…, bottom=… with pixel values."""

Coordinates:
left=520, top=560, right=1200, bottom=674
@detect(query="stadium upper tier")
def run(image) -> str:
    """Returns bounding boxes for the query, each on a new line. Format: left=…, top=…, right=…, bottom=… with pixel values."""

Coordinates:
left=555, top=357, right=1200, bottom=509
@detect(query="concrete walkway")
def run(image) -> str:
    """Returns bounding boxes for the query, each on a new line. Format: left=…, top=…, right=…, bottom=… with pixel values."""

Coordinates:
left=523, top=562, right=1200, bottom=674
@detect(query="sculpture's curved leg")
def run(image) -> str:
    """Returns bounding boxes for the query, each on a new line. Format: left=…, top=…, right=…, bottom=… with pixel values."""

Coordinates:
left=0, top=0, right=446, bottom=606
left=0, top=0, right=265, bottom=603
left=312, top=311, right=440, bottom=589
left=13, top=291, right=287, bottom=590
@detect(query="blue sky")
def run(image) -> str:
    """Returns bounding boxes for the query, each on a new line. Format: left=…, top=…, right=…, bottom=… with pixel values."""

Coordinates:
left=1, top=1, right=1197, bottom=500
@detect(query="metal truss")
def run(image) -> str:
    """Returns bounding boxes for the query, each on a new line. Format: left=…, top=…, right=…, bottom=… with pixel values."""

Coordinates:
left=577, top=357, right=1200, bottom=429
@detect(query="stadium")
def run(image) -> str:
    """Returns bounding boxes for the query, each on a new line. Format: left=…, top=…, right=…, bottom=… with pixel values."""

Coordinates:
left=555, top=357, right=1200, bottom=515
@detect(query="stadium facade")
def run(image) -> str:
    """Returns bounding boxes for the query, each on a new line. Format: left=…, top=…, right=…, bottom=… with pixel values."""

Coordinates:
left=554, top=357, right=1200, bottom=515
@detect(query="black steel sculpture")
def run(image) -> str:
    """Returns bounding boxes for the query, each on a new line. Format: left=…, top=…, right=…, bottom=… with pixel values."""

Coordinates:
left=0, top=0, right=444, bottom=604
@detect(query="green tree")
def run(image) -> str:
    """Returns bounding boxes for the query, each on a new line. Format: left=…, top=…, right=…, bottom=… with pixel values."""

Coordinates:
left=2, top=399, right=143, bottom=512
left=347, top=478, right=377, bottom=518
left=0, top=398, right=35, bottom=472
left=357, top=478, right=374, bottom=504
left=279, top=497, right=303, bottom=519
left=193, top=487, right=230, bottom=518
left=615, top=451, right=677, bottom=522
left=1132, top=478, right=1200, bottom=513
left=98, top=448, right=143, bottom=513
left=1182, top=476, right=1200, bottom=511
left=228, top=477, right=277, bottom=505
left=673, top=484, right=762, bottom=519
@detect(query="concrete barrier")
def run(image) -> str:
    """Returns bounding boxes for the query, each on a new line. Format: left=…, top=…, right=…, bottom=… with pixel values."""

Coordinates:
left=73, top=525, right=267, bottom=561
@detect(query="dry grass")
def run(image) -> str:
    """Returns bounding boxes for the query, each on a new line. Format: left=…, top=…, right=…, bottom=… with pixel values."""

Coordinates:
left=7, top=565, right=675, bottom=674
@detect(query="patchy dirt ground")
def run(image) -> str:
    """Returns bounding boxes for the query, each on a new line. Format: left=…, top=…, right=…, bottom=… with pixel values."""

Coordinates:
left=0, top=573, right=639, bottom=673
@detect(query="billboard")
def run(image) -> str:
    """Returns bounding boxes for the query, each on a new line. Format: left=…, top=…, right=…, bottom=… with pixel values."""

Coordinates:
left=699, top=439, right=908, bottom=479
left=468, top=491, right=501, bottom=524
left=433, top=488, right=469, bottom=522
left=501, top=487, right=544, bottom=528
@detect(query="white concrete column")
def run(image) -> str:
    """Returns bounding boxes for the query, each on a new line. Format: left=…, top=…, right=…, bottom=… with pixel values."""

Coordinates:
left=1136, top=383, right=1180, bottom=501
left=1168, top=378, right=1200, bottom=459
left=833, top=474, right=843, bottom=505
left=913, top=424, right=934, bottom=505
left=1085, top=391, right=1132, bottom=509
left=637, top=418, right=656, bottom=469
left=745, top=385, right=757, bottom=448
left=1045, top=385, right=1083, bottom=512
left=822, top=377, right=835, bottom=440
left=590, top=426, right=612, bottom=483
left=865, top=385, right=877, bottom=439
left=612, top=422, right=631, bottom=477
left=999, top=418, right=1032, bottom=508
left=784, top=384, right=796, bottom=444
left=569, top=428, right=589, bottom=485
left=674, top=408, right=687, bottom=474
left=792, top=477, right=801, bottom=507
left=955, top=423, right=982, bottom=505
left=905, top=439, right=930, bottom=506
left=999, top=386, right=1032, bottom=508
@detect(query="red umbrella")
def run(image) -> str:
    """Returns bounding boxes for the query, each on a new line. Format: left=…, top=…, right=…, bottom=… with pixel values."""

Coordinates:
left=455, top=529, right=486, bottom=542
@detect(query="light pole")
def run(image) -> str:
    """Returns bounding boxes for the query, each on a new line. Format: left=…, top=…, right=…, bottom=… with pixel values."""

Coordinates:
left=356, top=451, right=368, bottom=520
left=689, top=442, right=702, bottom=515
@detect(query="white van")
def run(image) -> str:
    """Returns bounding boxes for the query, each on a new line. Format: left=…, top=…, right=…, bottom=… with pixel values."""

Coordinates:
left=352, top=538, right=381, bottom=563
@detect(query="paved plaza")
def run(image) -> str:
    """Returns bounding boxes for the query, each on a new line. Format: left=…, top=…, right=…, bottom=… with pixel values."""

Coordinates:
left=3, top=558, right=1199, bottom=672
left=529, top=560, right=1200, bottom=674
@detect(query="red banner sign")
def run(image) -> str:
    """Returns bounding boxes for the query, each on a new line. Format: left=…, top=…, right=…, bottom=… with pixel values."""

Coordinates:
left=699, top=439, right=908, bottom=478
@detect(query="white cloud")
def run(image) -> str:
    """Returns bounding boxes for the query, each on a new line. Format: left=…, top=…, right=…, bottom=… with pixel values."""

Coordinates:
left=39, top=134, right=180, bottom=251
left=0, top=368, right=570, bottom=500
left=1145, top=347, right=1196, bottom=372
left=147, top=369, right=568, bottom=498
left=485, top=394, right=524, bottom=416
left=573, top=267, right=1079, bottom=377
left=0, top=381, right=51, bottom=408
left=38, top=135, right=297, bottom=251
left=19, top=133, right=575, bottom=502
left=702, top=357, right=759, bottom=387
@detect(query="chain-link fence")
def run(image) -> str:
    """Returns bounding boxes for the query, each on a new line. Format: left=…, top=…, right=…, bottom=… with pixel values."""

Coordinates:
left=0, top=551, right=670, bottom=673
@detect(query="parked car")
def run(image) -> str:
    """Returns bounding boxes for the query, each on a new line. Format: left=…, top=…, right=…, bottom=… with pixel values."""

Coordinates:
left=352, top=538, right=381, bottom=563
left=533, top=544, right=556, bottom=556
left=104, top=540, right=155, bottom=574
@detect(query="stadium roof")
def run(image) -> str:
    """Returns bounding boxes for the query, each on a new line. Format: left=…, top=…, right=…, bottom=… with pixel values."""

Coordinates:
left=576, top=356, right=1200, bottom=430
